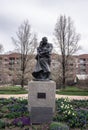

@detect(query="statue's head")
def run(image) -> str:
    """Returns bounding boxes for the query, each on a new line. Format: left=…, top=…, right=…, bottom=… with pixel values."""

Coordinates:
left=42, top=37, right=48, bottom=44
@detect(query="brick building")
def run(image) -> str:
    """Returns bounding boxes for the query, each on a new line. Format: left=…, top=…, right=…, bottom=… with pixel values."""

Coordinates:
left=0, top=52, right=21, bottom=83
left=76, top=54, right=88, bottom=80
left=51, top=54, right=88, bottom=82
left=0, top=52, right=88, bottom=84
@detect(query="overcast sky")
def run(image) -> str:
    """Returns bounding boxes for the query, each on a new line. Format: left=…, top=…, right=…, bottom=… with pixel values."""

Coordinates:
left=0, top=0, right=88, bottom=54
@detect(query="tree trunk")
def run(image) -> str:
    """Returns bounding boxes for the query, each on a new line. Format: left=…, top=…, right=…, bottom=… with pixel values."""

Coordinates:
left=21, top=79, right=24, bottom=88
left=62, top=70, right=66, bottom=89
left=21, top=72, right=24, bottom=88
left=62, top=55, right=66, bottom=89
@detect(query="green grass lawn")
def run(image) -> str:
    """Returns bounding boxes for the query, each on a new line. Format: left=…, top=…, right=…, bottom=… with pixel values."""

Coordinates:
left=0, top=86, right=28, bottom=94
left=56, top=86, right=88, bottom=96
left=0, top=85, right=88, bottom=96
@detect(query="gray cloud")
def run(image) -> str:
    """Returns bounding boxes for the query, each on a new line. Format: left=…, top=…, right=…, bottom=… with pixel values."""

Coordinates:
left=0, top=0, right=88, bottom=53
left=0, top=15, right=18, bottom=33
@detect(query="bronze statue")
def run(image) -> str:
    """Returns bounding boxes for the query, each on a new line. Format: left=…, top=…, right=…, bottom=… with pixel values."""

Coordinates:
left=32, top=37, right=53, bottom=80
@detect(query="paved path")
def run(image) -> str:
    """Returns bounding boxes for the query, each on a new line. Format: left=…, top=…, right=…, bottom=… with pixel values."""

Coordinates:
left=56, top=94, right=88, bottom=100
left=0, top=94, right=28, bottom=99
left=0, top=94, right=88, bottom=100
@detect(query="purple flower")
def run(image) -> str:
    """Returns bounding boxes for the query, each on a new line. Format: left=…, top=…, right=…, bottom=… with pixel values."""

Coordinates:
left=13, top=116, right=30, bottom=126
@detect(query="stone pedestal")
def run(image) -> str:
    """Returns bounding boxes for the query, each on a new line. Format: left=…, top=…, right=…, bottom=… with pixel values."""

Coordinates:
left=28, top=80, right=56, bottom=124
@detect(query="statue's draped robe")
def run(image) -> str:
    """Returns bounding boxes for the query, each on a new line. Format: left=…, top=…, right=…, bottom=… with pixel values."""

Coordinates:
left=32, top=43, right=53, bottom=80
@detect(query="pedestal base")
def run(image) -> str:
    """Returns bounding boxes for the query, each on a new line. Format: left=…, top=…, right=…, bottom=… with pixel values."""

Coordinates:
left=28, top=80, right=56, bottom=124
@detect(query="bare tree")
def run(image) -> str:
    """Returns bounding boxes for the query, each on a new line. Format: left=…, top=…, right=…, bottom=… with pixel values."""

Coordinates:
left=54, top=15, right=80, bottom=88
left=12, top=20, right=38, bottom=88
left=0, top=44, right=4, bottom=53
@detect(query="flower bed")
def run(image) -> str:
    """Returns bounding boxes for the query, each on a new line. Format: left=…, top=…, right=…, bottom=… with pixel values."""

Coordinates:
left=54, top=98, right=88, bottom=129
left=0, top=97, right=30, bottom=129
left=0, top=97, right=88, bottom=129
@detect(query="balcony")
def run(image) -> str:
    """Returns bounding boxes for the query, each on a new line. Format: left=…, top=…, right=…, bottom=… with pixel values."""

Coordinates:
left=80, top=64, right=86, bottom=69
left=79, top=59, right=86, bottom=64
left=80, top=69, right=86, bottom=74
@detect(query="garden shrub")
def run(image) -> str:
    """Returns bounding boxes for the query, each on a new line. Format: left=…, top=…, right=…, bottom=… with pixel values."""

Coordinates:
left=77, top=79, right=88, bottom=88
left=49, top=122, right=69, bottom=130
left=0, top=120, right=5, bottom=129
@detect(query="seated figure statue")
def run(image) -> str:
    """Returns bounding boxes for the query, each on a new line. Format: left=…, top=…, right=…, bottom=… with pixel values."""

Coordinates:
left=32, top=37, right=53, bottom=80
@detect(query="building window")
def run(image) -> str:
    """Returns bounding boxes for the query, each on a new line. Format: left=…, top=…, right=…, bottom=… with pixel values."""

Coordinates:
left=79, top=58, right=86, bottom=64
left=9, top=74, right=12, bottom=76
left=9, top=67, right=14, bottom=70
left=9, top=57, right=15, bottom=65
left=69, top=63, right=73, bottom=66
left=0, top=58, right=2, bottom=64
left=0, top=58, right=2, bottom=60
left=80, top=64, right=86, bottom=69
left=4, top=59, right=8, bottom=61
left=80, top=69, right=86, bottom=74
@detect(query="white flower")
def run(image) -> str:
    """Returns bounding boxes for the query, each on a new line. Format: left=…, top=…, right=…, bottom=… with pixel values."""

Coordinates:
left=61, top=102, right=64, bottom=104
left=68, top=111, right=71, bottom=115
left=61, top=106, right=63, bottom=108
left=72, top=113, right=74, bottom=115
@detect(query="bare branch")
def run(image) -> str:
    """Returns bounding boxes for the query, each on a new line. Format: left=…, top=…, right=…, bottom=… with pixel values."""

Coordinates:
left=12, top=20, right=38, bottom=88
left=54, top=15, right=80, bottom=88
